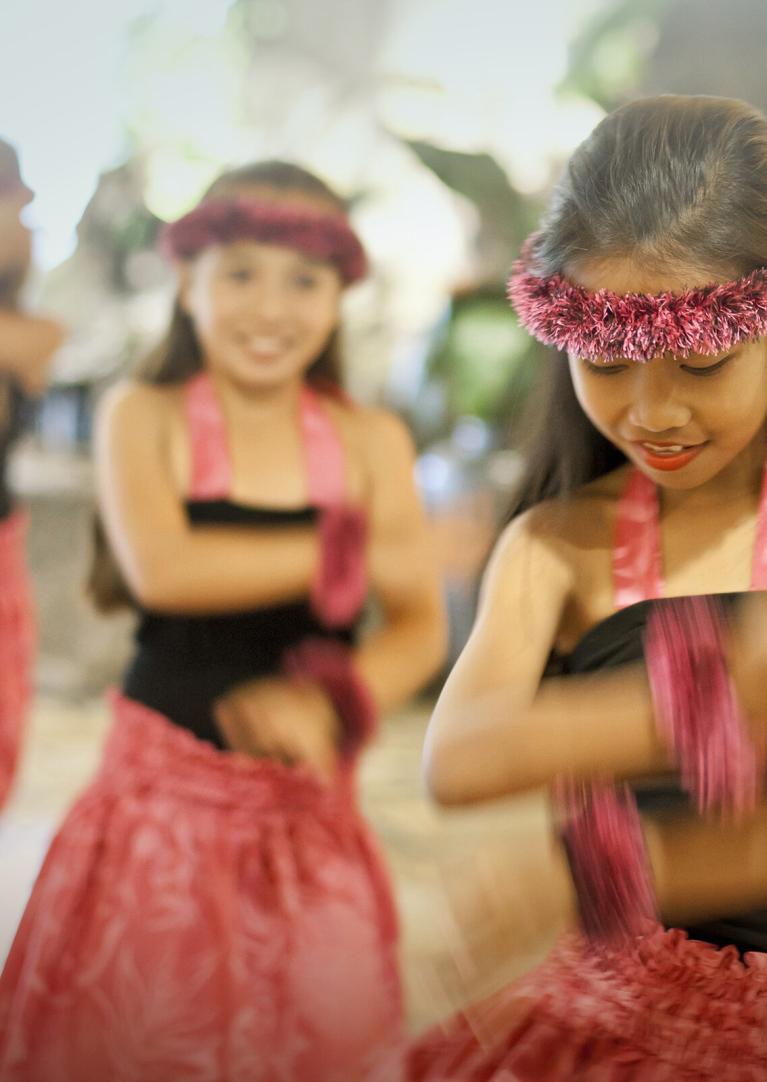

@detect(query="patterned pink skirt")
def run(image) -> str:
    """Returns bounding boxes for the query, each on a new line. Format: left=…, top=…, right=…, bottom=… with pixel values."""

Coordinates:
left=406, top=925, right=767, bottom=1080
left=0, top=511, right=35, bottom=811
left=0, top=691, right=402, bottom=1082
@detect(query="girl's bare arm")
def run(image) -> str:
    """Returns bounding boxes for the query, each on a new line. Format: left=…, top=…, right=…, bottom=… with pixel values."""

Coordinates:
left=424, top=509, right=671, bottom=804
left=350, top=409, right=447, bottom=710
left=95, top=381, right=321, bottom=612
left=0, top=308, right=64, bottom=395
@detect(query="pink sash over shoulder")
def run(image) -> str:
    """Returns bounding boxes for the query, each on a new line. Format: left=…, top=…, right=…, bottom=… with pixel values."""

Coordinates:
left=0, top=375, right=401, bottom=1082
left=0, top=510, right=35, bottom=811
left=404, top=460, right=767, bottom=1082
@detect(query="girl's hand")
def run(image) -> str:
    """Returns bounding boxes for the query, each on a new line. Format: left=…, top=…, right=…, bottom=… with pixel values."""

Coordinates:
left=213, top=676, right=342, bottom=780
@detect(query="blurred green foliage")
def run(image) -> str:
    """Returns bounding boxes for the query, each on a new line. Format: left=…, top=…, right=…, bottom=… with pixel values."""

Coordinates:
left=401, top=0, right=669, bottom=437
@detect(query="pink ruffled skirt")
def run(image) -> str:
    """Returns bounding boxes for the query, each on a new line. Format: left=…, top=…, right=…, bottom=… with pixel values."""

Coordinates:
left=0, top=511, right=35, bottom=811
left=407, top=925, right=767, bottom=1080
left=0, top=692, right=402, bottom=1082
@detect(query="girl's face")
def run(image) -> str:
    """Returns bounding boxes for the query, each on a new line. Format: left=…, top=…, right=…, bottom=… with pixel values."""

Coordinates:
left=180, top=190, right=342, bottom=392
left=566, top=258, right=767, bottom=491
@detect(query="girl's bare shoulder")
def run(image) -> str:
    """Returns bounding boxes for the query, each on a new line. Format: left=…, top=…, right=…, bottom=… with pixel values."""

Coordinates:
left=321, top=395, right=416, bottom=466
left=97, top=379, right=186, bottom=431
left=502, top=463, right=632, bottom=561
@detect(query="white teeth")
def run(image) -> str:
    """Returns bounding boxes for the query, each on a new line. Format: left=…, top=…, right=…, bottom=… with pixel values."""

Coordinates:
left=248, top=338, right=283, bottom=351
left=643, top=443, right=685, bottom=454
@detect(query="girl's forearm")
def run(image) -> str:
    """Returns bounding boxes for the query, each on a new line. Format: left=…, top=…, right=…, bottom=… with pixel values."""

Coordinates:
left=513, top=804, right=767, bottom=948
left=353, top=605, right=447, bottom=714
left=427, top=665, right=671, bottom=805
left=124, top=526, right=321, bottom=613
left=648, top=805, right=767, bottom=926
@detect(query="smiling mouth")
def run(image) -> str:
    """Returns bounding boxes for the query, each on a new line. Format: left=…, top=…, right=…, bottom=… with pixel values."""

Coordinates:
left=242, top=337, right=291, bottom=360
left=632, top=440, right=708, bottom=471
left=640, top=441, right=701, bottom=455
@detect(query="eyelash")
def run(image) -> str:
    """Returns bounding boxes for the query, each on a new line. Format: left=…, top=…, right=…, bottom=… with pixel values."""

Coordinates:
left=583, top=355, right=733, bottom=377
left=681, top=355, right=732, bottom=376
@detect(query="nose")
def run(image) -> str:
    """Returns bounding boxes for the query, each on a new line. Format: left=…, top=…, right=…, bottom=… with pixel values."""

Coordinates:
left=626, top=361, right=692, bottom=433
left=249, top=279, right=290, bottom=324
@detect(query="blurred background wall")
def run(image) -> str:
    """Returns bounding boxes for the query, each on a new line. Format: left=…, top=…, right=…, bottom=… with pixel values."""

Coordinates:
left=4, top=0, right=767, bottom=695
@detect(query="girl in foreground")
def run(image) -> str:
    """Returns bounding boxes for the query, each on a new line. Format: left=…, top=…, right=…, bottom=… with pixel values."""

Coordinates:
left=0, top=160, right=445, bottom=1081
left=0, top=138, right=62, bottom=811
left=406, top=96, right=767, bottom=1080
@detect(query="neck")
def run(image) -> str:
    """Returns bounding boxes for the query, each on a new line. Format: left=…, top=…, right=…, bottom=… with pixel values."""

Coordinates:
left=207, top=369, right=306, bottom=427
left=660, top=425, right=767, bottom=516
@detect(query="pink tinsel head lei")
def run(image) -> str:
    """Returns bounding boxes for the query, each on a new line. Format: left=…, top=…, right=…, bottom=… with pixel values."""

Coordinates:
left=507, top=235, right=767, bottom=362
left=160, top=197, right=367, bottom=286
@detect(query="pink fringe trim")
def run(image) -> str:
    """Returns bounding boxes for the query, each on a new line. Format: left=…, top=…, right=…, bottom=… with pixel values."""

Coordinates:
left=406, top=925, right=767, bottom=1080
left=507, top=236, right=767, bottom=362
left=646, top=597, right=763, bottom=816
left=282, top=637, right=378, bottom=759
left=557, top=779, right=656, bottom=946
left=310, top=504, right=368, bottom=630
left=160, top=197, right=368, bottom=284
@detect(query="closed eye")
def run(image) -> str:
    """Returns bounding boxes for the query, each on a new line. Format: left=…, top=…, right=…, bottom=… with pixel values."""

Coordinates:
left=681, top=354, right=733, bottom=376
left=582, top=358, right=629, bottom=375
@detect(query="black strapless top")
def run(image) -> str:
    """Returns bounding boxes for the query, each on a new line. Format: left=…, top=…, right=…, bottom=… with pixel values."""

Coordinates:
left=556, top=592, right=767, bottom=953
left=122, top=500, right=357, bottom=749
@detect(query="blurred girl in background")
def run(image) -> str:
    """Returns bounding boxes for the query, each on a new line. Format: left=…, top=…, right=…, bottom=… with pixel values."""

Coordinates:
left=0, top=160, right=445, bottom=1081
left=0, top=138, right=63, bottom=812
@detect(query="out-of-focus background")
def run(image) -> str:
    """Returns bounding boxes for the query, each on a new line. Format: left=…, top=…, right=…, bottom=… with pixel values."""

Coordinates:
left=3, top=0, right=767, bottom=1028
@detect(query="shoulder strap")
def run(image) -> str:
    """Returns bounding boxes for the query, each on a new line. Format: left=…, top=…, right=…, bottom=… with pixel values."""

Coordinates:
left=613, top=468, right=664, bottom=609
left=184, top=373, right=353, bottom=507
left=299, top=384, right=349, bottom=507
left=183, top=372, right=232, bottom=500
left=615, top=453, right=767, bottom=602
left=751, top=455, right=767, bottom=589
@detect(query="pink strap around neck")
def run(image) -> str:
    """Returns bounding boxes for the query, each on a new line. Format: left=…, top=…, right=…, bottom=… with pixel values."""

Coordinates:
left=613, top=470, right=663, bottom=608
left=297, top=383, right=348, bottom=507
left=185, top=372, right=232, bottom=500
left=183, top=372, right=348, bottom=506
left=613, top=458, right=767, bottom=608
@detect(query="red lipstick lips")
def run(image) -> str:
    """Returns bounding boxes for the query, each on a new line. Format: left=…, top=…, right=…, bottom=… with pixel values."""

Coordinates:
left=634, top=441, right=706, bottom=472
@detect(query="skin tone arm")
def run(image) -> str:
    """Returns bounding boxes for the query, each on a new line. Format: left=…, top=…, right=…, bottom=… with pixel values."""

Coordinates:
left=0, top=211, right=64, bottom=394
left=527, top=809, right=767, bottom=933
left=214, top=411, right=448, bottom=769
left=350, top=409, right=447, bottom=712
left=424, top=507, right=672, bottom=805
left=95, top=380, right=321, bottom=612
left=0, top=309, right=65, bottom=395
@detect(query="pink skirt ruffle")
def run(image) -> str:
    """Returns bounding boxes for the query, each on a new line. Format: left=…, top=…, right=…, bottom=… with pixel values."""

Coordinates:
left=0, top=691, right=402, bottom=1082
left=0, top=511, right=35, bottom=811
left=407, top=925, right=767, bottom=1080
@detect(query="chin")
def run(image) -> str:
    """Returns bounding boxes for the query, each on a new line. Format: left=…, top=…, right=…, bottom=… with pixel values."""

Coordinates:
left=231, top=361, right=301, bottom=390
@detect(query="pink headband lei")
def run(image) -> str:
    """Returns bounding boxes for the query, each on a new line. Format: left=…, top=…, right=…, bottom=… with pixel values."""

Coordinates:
left=160, top=197, right=367, bottom=285
left=507, top=236, right=767, bottom=361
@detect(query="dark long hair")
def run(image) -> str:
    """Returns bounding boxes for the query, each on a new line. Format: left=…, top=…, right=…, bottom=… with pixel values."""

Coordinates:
left=89, top=160, right=355, bottom=611
left=507, top=95, right=767, bottom=521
